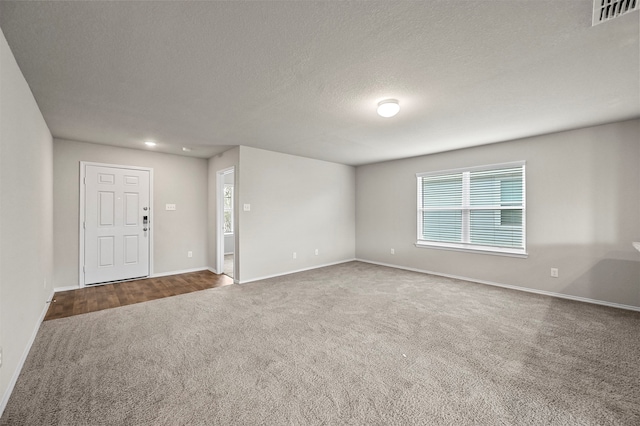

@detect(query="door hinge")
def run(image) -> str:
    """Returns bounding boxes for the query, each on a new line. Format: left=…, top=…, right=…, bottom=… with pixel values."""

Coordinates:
left=83, top=221, right=86, bottom=229
left=83, top=266, right=86, bottom=273
left=83, top=177, right=86, bottom=185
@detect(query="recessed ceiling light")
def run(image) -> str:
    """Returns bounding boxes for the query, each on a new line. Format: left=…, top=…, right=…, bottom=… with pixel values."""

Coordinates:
left=144, top=140, right=156, bottom=147
left=182, top=147, right=192, bottom=152
left=377, top=99, right=400, bottom=118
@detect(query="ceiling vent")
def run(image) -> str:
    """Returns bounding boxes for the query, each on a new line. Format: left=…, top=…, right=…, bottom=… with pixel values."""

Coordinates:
left=593, top=0, right=638, bottom=25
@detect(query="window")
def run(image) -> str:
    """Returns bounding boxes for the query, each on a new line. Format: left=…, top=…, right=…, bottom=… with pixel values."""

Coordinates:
left=416, top=162, right=526, bottom=256
left=223, top=184, right=233, bottom=234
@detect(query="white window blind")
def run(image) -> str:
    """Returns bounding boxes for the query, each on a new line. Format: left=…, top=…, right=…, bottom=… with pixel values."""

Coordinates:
left=417, top=162, right=526, bottom=256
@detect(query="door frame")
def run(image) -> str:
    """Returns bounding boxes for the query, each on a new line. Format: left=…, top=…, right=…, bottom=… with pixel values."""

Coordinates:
left=79, top=161, right=154, bottom=287
left=216, top=166, right=235, bottom=279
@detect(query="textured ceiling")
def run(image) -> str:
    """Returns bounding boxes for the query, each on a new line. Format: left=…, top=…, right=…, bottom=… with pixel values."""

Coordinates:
left=0, top=1, right=638, bottom=165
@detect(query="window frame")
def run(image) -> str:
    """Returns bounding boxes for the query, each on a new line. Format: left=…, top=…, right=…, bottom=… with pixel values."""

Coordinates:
left=416, top=161, right=527, bottom=257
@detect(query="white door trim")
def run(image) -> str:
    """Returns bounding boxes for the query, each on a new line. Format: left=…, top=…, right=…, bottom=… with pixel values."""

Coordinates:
left=79, top=161, right=154, bottom=287
left=216, top=167, right=235, bottom=279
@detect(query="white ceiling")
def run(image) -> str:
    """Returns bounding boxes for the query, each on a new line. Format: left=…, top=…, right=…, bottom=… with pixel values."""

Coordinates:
left=1, top=1, right=638, bottom=166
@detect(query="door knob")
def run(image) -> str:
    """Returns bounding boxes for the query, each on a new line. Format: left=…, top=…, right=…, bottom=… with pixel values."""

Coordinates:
left=143, top=227, right=148, bottom=231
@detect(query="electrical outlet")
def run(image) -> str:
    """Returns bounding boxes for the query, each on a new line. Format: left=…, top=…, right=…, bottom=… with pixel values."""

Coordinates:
left=293, top=252, right=297, bottom=259
left=315, top=249, right=319, bottom=255
left=0, top=347, right=3, bottom=368
left=188, top=251, right=193, bottom=258
left=391, top=248, right=395, bottom=255
left=165, top=204, right=176, bottom=211
left=243, top=204, right=251, bottom=211
left=550, top=268, right=559, bottom=278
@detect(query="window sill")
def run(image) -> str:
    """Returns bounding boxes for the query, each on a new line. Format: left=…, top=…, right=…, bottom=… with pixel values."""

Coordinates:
left=415, top=241, right=528, bottom=258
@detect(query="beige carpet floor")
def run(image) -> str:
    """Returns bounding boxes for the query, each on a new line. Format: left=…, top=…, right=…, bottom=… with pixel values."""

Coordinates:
left=2, top=261, right=639, bottom=425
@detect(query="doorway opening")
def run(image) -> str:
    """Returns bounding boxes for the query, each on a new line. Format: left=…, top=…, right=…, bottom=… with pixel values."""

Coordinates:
left=217, top=167, right=235, bottom=279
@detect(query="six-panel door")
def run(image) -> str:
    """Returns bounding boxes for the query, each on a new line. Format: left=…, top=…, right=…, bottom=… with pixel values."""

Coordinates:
left=84, top=165, right=150, bottom=285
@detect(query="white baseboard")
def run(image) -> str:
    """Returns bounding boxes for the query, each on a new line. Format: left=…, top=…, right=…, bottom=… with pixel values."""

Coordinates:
left=0, top=289, right=54, bottom=418
left=356, top=258, right=640, bottom=312
left=53, top=285, right=79, bottom=293
left=207, top=267, right=218, bottom=274
left=238, top=259, right=356, bottom=284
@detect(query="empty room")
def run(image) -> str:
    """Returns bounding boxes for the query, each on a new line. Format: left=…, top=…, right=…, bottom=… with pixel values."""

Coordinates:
left=1, top=1, right=639, bottom=424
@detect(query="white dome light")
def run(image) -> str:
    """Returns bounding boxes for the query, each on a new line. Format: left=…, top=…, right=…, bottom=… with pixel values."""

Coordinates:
left=144, top=140, right=156, bottom=147
left=377, top=99, right=400, bottom=118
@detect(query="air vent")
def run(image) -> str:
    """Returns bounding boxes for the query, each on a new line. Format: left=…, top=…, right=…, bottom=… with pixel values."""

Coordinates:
left=593, top=0, right=638, bottom=25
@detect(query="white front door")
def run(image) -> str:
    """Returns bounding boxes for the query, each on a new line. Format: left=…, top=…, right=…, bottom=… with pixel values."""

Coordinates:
left=83, top=164, right=151, bottom=285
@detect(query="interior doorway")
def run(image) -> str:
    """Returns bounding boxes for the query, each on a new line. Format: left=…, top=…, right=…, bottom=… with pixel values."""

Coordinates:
left=217, top=167, right=235, bottom=279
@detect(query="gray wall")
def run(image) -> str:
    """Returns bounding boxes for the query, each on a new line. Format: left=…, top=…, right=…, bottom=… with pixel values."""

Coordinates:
left=53, top=139, right=209, bottom=287
left=356, top=119, right=640, bottom=308
left=224, top=234, right=235, bottom=254
left=207, top=147, right=239, bottom=271
left=0, top=30, right=53, bottom=408
left=238, top=146, right=356, bottom=282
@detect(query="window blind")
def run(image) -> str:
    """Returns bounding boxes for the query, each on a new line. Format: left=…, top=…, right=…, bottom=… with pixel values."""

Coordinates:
left=417, top=162, right=526, bottom=256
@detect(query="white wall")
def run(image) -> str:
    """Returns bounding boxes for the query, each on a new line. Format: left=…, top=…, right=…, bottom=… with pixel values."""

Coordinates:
left=238, top=146, right=356, bottom=282
left=53, top=139, right=209, bottom=287
left=356, top=119, right=640, bottom=308
left=207, top=147, right=239, bottom=272
left=0, top=30, right=53, bottom=411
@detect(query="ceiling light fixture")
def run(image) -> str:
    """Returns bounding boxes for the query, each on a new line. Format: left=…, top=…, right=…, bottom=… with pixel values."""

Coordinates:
left=144, top=140, right=156, bottom=147
left=377, top=99, right=400, bottom=118
left=182, top=147, right=192, bottom=152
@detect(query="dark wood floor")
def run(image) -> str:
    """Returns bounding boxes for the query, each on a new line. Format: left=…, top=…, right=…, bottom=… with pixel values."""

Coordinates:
left=44, top=270, right=233, bottom=321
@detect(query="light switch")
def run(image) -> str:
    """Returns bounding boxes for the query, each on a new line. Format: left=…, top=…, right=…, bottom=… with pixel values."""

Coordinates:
left=243, top=204, right=251, bottom=211
left=166, top=204, right=176, bottom=211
